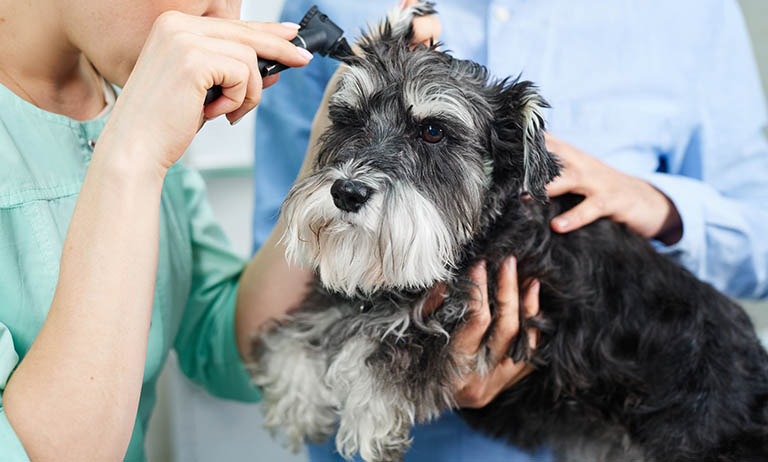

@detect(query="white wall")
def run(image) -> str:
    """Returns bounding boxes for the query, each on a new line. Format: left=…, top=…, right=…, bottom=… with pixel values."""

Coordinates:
left=146, top=1, right=768, bottom=461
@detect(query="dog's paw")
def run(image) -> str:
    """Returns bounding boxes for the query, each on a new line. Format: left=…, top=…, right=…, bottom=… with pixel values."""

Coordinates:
left=336, top=417, right=411, bottom=462
left=260, top=395, right=337, bottom=452
left=249, top=328, right=339, bottom=450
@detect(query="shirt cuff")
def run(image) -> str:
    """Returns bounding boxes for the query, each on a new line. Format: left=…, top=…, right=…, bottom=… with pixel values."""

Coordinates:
left=0, top=410, right=29, bottom=461
left=639, top=172, right=707, bottom=275
left=0, top=323, right=29, bottom=461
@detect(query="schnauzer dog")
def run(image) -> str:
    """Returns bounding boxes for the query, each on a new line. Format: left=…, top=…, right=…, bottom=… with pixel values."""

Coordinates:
left=249, top=3, right=768, bottom=461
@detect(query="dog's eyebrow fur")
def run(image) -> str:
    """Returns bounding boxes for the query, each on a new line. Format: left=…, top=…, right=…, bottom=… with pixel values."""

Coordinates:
left=331, top=65, right=382, bottom=109
left=333, top=64, right=477, bottom=129
left=404, top=83, right=475, bottom=128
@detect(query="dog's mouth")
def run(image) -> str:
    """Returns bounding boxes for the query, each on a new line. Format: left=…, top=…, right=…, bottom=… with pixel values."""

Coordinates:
left=280, top=167, right=458, bottom=296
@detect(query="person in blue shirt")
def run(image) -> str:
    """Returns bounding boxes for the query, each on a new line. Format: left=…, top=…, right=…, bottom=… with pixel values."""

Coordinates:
left=253, top=1, right=768, bottom=461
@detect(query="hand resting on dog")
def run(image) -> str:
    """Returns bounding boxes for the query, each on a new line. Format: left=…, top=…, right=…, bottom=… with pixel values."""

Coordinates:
left=545, top=133, right=683, bottom=245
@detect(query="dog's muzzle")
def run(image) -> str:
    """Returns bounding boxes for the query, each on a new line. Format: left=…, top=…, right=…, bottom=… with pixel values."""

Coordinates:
left=331, top=179, right=373, bottom=213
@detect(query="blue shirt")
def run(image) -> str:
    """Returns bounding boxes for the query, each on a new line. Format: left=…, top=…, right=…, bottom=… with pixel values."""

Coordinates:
left=253, top=1, right=768, bottom=461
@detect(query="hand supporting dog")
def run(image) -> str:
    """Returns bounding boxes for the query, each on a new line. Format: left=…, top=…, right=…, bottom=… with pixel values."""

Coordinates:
left=424, top=259, right=541, bottom=409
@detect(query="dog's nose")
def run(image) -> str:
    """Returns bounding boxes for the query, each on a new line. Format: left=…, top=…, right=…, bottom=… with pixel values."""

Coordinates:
left=331, top=179, right=372, bottom=213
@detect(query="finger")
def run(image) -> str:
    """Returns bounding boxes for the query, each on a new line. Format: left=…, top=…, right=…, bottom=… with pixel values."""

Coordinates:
left=528, top=324, right=540, bottom=351
left=261, top=73, right=280, bottom=90
left=412, top=15, right=442, bottom=45
left=452, top=262, right=490, bottom=356
left=177, top=13, right=302, bottom=41
left=522, top=279, right=540, bottom=319
left=244, top=21, right=301, bottom=40
left=544, top=132, right=562, bottom=153
left=456, top=358, right=531, bottom=408
left=543, top=133, right=582, bottom=198
left=550, top=197, right=607, bottom=233
left=199, top=52, right=253, bottom=120
left=523, top=280, right=541, bottom=352
left=178, top=16, right=312, bottom=67
left=487, top=257, right=520, bottom=363
left=545, top=173, right=579, bottom=198
left=192, top=37, right=262, bottom=122
left=500, top=357, right=535, bottom=388
left=422, top=283, right=447, bottom=316
left=229, top=27, right=312, bottom=67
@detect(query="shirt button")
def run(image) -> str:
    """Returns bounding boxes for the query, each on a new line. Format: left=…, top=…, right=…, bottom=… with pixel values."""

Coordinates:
left=88, top=139, right=97, bottom=150
left=494, top=6, right=511, bottom=22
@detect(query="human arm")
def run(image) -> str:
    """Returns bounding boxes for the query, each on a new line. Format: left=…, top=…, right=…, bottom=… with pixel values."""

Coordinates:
left=546, top=1, right=768, bottom=298
left=546, top=126, right=768, bottom=299
left=0, top=325, right=28, bottom=462
left=1, top=13, right=311, bottom=460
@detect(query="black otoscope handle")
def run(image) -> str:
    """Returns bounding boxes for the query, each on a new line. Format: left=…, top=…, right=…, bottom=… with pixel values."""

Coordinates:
left=203, top=5, right=350, bottom=105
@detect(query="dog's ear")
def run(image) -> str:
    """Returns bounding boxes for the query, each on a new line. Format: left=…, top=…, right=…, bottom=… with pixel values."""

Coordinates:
left=368, top=1, right=438, bottom=45
left=490, top=80, right=560, bottom=202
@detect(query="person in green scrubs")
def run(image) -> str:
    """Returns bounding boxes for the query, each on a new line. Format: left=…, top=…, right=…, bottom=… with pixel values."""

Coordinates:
left=0, top=1, right=541, bottom=460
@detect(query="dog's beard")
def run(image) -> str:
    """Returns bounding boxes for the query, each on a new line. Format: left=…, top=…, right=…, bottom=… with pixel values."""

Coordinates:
left=282, top=163, right=456, bottom=296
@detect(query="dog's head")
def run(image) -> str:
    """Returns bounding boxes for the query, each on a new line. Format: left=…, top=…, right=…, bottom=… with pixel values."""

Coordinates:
left=282, top=2, right=560, bottom=296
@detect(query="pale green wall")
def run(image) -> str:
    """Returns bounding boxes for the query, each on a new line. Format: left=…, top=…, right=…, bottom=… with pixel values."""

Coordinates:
left=740, top=0, right=768, bottom=117
left=737, top=0, right=768, bottom=334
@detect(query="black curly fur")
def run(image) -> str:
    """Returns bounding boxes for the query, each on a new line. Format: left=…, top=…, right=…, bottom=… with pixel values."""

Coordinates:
left=458, top=195, right=768, bottom=461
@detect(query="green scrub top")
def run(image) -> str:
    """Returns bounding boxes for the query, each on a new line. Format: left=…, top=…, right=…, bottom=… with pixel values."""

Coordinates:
left=0, top=83, right=261, bottom=462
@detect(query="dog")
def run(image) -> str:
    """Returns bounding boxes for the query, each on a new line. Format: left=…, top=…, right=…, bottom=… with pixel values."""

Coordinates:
left=249, top=3, right=768, bottom=461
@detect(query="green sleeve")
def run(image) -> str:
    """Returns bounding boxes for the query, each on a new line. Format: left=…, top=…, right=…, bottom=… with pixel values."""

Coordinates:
left=0, top=323, right=31, bottom=461
left=173, top=168, right=261, bottom=402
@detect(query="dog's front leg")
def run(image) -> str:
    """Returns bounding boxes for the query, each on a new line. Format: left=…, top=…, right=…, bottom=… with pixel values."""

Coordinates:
left=249, top=307, right=345, bottom=450
left=327, top=337, right=415, bottom=462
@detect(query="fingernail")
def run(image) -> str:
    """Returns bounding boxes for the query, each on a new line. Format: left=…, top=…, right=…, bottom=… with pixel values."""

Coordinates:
left=281, top=22, right=300, bottom=30
left=296, top=47, right=313, bottom=61
left=230, top=115, right=244, bottom=126
left=532, top=279, right=541, bottom=293
left=400, top=0, right=407, bottom=8
left=553, top=218, right=568, bottom=231
left=507, top=256, right=516, bottom=267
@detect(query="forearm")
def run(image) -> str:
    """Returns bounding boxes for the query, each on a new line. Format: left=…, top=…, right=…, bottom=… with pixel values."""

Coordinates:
left=234, top=217, right=313, bottom=358
left=642, top=171, right=768, bottom=298
left=3, top=141, right=166, bottom=460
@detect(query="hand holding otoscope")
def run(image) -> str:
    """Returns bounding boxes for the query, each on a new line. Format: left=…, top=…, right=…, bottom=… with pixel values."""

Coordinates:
left=204, top=6, right=353, bottom=105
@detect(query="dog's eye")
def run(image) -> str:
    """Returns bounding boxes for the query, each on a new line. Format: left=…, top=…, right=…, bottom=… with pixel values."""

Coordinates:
left=421, top=123, right=444, bottom=143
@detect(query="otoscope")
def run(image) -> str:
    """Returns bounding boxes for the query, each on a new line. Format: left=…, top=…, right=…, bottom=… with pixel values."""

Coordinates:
left=204, top=5, right=353, bottom=105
